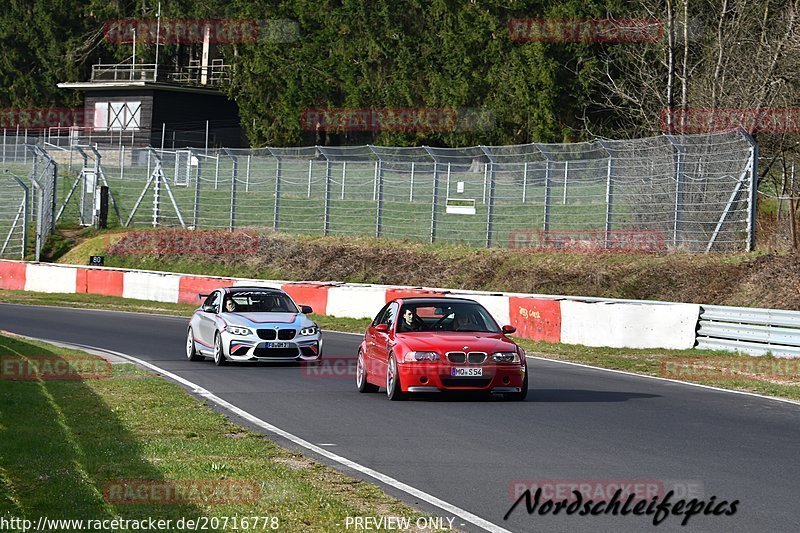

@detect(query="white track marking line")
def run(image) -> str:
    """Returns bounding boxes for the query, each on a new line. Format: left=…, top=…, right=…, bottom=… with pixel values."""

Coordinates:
left=15, top=334, right=511, bottom=533
left=526, top=355, right=800, bottom=406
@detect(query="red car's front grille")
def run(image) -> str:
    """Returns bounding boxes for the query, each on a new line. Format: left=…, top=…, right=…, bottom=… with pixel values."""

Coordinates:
left=447, top=351, right=487, bottom=364
left=446, top=352, right=466, bottom=363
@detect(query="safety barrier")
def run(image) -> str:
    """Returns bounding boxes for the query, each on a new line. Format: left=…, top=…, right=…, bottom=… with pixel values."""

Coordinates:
left=0, top=259, right=770, bottom=354
left=696, top=305, right=800, bottom=357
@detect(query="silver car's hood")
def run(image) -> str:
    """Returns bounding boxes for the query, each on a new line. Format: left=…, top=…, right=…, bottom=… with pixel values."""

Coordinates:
left=221, top=311, right=313, bottom=328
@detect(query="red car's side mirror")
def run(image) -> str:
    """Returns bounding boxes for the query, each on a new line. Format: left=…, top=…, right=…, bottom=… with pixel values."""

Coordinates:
left=374, top=324, right=390, bottom=333
left=502, top=325, right=516, bottom=335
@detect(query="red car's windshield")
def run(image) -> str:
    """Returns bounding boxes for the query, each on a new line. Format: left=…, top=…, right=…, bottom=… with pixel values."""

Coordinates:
left=397, top=302, right=500, bottom=333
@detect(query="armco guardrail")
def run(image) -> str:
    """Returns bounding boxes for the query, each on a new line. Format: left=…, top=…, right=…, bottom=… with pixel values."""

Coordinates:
left=696, top=305, right=800, bottom=357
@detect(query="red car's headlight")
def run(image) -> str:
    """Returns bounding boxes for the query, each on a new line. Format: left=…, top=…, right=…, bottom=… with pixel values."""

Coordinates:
left=492, top=352, right=520, bottom=363
left=404, top=351, right=439, bottom=362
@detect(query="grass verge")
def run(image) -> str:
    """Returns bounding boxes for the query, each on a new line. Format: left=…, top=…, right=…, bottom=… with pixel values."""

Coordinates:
left=1, top=290, right=798, bottom=401
left=0, top=332, right=429, bottom=530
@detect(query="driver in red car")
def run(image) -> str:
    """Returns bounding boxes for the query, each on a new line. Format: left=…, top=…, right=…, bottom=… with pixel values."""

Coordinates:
left=399, top=307, right=424, bottom=332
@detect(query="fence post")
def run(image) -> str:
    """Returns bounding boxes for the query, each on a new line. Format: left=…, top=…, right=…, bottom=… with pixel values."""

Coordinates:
left=308, top=159, right=313, bottom=198
left=665, top=135, right=684, bottom=247
left=409, top=161, right=415, bottom=202
left=2, top=129, right=5, bottom=165
left=214, top=153, right=220, bottom=190
left=372, top=161, right=378, bottom=201
left=430, top=161, right=439, bottom=243
left=446, top=162, right=451, bottom=199
left=522, top=162, right=527, bottom=203
left=153, top=164, right=160, bottom=228
left=245, top=154, right=251, bottom=193
left=543, top=160, right=551, bottom=232
left=745, top=133, right=758, bottom=251
left=228, top=152, right=238, bottom=231
left=341, top=161, right=346, bottom=199
left=273, top=157, right=281, bottom=230
left=22, top=183, right=28, bottom=259
left=605, top=157, right=614, bottom=246
left=482, top=163, right=487, bottom=204
left=563, top=160, right=569, bottom=205
left=324, top=159, right=331, bottom=235
left=35, top=182, right=43, bottom=261
left=192, top=150, right=202, bottom=229
left=375, top=160, right=384, bottom=238
left=486, top=161, right=496, bottom=247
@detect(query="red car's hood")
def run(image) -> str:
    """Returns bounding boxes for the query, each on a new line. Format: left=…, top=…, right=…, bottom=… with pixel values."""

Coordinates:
left=396, top=331, right=517, bottom=353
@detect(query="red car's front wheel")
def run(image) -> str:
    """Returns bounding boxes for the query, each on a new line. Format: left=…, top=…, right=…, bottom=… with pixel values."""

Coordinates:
left=386, top=354, right=404, bottom=401
left=356, top=350, right=379, bottom=393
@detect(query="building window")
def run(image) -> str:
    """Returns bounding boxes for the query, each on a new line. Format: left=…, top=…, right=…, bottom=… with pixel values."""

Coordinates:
left=93, top=101, right=141, bottom=131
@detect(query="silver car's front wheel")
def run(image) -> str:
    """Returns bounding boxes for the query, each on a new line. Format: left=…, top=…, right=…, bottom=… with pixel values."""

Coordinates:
left=213, top=333, right=226, bottom=366
left=186, top=328, right=201, bottom=362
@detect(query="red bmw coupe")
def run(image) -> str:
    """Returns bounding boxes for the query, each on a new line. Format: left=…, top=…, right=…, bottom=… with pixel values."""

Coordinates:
left=356, top=297, right=528, bottom=401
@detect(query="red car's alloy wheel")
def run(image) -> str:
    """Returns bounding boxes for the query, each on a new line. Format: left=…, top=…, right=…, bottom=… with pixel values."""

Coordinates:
left=386, top=355, right=404, bottom=401
left=356, top=350, right=379, bottom=393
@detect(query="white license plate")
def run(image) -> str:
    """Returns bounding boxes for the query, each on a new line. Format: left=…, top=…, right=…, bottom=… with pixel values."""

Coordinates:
left=267, top=342, right=292, bottom=348
left=451, top=367, right=483, bottom=377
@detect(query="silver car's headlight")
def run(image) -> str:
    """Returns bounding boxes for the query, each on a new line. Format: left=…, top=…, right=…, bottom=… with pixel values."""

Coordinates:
left=300, top=326, right=318, bottom=336
left=227, top=325, right=254, bottom=336
left=492, top=352, right=520, bottom=363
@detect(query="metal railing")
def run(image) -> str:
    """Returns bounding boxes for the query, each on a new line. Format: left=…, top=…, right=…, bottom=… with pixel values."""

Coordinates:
left=696, top=305, right=800, bottom=357
left=91, top=63, right=230, bottom=86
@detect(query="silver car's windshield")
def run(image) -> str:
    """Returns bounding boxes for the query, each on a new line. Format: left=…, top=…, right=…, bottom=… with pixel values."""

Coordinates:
left=225, top=291, right=298, bottom=313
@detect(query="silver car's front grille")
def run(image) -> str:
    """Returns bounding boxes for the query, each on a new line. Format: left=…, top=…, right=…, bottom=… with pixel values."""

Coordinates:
left=257, top=329, right=277, bottom=340
left=256, top=328, right=296, bottom=340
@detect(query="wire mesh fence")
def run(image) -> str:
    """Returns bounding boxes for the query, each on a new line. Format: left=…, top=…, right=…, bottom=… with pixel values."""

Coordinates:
left=0, top=129, right=758, bottom=255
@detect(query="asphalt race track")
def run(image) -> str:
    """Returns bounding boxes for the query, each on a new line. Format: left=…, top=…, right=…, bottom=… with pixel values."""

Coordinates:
left=2, top=303, right=799, bottom=532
